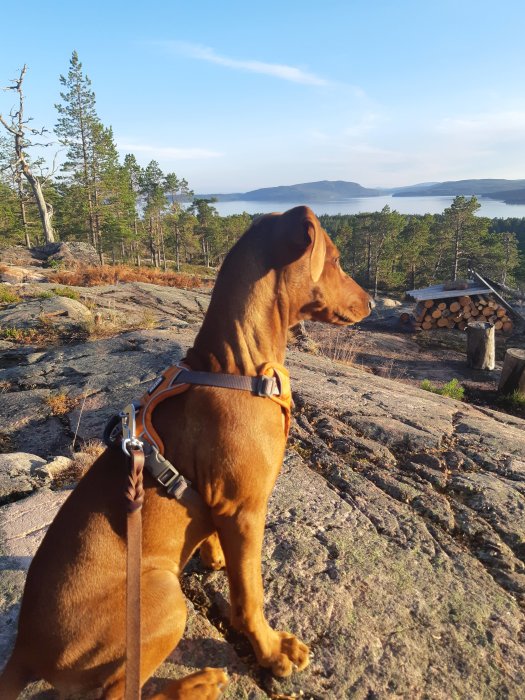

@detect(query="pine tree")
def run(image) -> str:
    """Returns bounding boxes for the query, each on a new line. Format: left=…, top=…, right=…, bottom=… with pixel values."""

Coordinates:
left=139, top=160, right=168, bottom=266
left=190, top=199, right=220, bottom=267
left=0, top=146, right=20, bottom=244
left=163, top=172, right=194, bottom=270
left=55, top=51, right=132, bottom=260
left=439, top=196, right=487, bottom=280
left=122, top=154, right=143, bottom=263
left=398, top=215, right=432, bottom=289
left=55, top=51, right=100, bottom=246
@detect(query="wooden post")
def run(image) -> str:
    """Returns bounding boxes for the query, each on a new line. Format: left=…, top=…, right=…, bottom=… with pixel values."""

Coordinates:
left=466, top=322, right=495, bottom=370
left=498, top=348, right=525, bottom=395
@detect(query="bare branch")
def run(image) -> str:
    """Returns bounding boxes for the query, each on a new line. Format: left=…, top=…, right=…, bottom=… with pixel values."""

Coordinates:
left=0, top=113, right=18, bottom=135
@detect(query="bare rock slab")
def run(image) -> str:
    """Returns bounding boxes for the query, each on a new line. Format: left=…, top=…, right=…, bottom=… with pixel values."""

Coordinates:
left=0, top=453, right=47, bottom=505
left=0, top=296, right=92, bottom=331
left=188, top=450, right=525, bottom=699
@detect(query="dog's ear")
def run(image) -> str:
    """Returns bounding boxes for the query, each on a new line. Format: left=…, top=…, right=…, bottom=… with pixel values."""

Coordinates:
left=270, top=206, right=326, bottom=279
left=284, top=207, right=326, bottom=282
left=304, top=213, right=326, bottom=282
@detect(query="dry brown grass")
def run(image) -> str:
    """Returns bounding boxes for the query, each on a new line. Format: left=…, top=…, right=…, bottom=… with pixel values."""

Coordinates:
left=51, top=264, right=208, bottom=289
left=71, top=439, right=106, bottom=476
left=45, top=392, right=79, bottom=415
left=310, top=326, right=363, bottom=366
left=52, top=439, right=107, bottom=487
left=84, top=308, right=158, bottom=339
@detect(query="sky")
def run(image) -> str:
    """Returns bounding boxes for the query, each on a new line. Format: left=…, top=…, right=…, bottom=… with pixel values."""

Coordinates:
left=1, top=0, right=525, bottom=193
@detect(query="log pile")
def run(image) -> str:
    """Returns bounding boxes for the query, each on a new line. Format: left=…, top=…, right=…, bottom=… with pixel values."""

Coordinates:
left=406, top=295, right=514, bottom=333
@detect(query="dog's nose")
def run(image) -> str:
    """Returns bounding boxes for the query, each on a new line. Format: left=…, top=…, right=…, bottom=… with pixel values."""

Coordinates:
left=368, top=297, right=376, bottom=311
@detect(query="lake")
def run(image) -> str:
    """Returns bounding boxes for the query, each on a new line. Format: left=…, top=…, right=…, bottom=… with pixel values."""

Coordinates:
left=212, top=195, right=525, bottom=219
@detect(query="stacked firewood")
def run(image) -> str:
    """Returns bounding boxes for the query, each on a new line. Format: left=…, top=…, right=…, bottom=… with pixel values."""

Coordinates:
left=402, top=295, right=514, bottom=333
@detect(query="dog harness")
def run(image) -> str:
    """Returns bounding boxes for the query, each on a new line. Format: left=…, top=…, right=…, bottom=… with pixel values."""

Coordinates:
left=106, top=361, right=292, bottom=500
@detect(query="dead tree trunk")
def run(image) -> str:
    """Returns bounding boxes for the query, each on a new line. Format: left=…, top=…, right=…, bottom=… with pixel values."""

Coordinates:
left=0, top=65, right=55, bottom=244
left=19, top=197, right=31, bottom=247
left=498, top=348, right=525, bottom=396
left=175, top=226, right=181, bottom=272
left=466, top=322, right=495, bottom=370
left=21, top=166, right=55, bottom=243
left=15, top=171, right=31, bottom=247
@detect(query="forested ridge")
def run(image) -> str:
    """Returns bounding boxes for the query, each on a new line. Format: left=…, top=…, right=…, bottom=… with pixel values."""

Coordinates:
left=1, top=52, right=523, bottom=293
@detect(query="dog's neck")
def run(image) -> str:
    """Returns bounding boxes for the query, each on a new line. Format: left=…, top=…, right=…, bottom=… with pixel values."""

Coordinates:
left=186, top=254, right=292, bottom=375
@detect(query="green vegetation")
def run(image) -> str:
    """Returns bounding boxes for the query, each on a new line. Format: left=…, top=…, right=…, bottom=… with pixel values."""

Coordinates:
left=0, top=326, right=39, bottom=342
left=52, top=286, right=80, bottom=300
left=497, top=389, right=525, bottom=411
left=0, top=284, right=21, bottom=304
left=421, top=378, right=465, bottom=400
left=320, top=197, right=522, bottom=294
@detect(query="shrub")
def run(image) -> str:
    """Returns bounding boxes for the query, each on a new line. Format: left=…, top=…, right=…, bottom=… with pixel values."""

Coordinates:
left=45, top=392, right=78, bottom=415
left=0, top=284, right=21, bottom=304
left=421, top=378, right=465, bottom=400
left=497, top=389, right=525, bottom=412
left=0, top=326, right=40, bottom=343
left=53, top=286, right=80, bottom=300
left=51, top=264, right=207, bottom=289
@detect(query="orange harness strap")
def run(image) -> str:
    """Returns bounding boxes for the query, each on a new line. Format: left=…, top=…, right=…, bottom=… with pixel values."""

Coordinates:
left=133, top=362, right=292, bottom=457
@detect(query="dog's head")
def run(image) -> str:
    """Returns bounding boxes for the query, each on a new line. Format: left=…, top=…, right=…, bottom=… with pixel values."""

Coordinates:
left=256, top=206, right=373, bottom=326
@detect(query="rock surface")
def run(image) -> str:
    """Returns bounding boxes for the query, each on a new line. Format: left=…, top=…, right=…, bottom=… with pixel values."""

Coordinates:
left=0, top=453, right=47, bottom=505
left=0, top=287, right=524, bottom=698
left=0, top=242, right=100, bottom=269
left=0, top=296, right=92, bottom=332
left=0, top=266, right=47, bottom=284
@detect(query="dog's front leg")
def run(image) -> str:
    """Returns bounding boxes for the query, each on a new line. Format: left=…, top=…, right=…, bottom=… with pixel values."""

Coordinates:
left=214, top=508, right=309, bottom=677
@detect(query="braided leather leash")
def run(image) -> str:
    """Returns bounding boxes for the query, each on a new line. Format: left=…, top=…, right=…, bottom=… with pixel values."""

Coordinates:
left=125, top=446, right=145, bottom=700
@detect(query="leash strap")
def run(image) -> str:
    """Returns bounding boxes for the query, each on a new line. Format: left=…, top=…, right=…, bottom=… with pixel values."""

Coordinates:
left=125, top=446, right=145, bottom=700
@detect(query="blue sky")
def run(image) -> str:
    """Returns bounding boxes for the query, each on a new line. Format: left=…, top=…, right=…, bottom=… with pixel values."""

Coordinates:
left=1, top=0, right=525, bottom=192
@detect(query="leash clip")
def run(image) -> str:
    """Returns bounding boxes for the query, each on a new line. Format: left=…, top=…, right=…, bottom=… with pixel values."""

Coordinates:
left=121, top=402, right=143, bottom=456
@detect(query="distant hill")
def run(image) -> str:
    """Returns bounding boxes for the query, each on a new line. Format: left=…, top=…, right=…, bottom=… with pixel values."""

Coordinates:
left=196, top=178, right=525, bottom=203
left=483, top=188, right=525, bottom=205
left=392, top=179, right=525, bottom=197
left=198, top=180, right=383, bottom=202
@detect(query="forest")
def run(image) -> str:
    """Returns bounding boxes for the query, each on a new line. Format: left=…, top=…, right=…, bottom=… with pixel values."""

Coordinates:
left=1, top=51, right=523, bottom=295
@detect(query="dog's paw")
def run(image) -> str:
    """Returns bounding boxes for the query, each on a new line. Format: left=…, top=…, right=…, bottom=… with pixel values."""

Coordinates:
left=199, top=534, right=226, bottom=570
left=151, top=667, right=228, bottom=699
left=261, top=631, right=310, bottom=677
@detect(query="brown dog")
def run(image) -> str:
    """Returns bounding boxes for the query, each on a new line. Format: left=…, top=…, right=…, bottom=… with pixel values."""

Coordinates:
left=0, top=206, right=372, bottom=699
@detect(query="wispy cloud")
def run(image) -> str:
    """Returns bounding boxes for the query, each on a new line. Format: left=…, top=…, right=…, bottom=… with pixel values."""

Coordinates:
left=437, top=111, right=525, bottom=141
left=343, top=112, right=385, bottom=137
left=159, top=40, right=330, bottom=86
left=118, top=143, right=223, bottom=159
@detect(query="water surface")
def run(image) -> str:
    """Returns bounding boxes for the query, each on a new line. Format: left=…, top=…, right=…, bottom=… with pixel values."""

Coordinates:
left=212, top=195, right=525, bottom=218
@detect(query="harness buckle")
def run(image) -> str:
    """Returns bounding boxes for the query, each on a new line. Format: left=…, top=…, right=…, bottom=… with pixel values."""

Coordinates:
left=255, top=375, right=278, bottom=397
left=144, top=445, right=191, bottom=500
left=156, top=467, right=188, bottom=498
